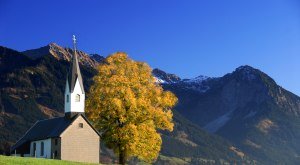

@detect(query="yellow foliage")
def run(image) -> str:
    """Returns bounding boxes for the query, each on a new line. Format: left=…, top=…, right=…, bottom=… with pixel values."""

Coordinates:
left=86, top=52, right=177, bottom=163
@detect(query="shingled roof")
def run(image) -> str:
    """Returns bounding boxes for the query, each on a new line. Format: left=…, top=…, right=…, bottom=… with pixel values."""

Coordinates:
left=11, top=117, right=71, bottom=152
left=67, top=49, right=85, bottom=94
left=11, top=114, right=100, bottom=152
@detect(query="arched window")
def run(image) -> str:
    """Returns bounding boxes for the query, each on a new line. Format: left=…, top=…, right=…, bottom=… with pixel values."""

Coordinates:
left=40, top=142, right=44, bottom=156
left=33, top=142, right=36, bottom=156
left=75, top=94, right=80, bottom=102
left=66, top=95, right=69, bottom=102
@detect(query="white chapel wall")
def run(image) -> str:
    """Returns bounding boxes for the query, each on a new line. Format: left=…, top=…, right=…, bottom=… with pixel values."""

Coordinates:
left=30, top=138, right=51, bottom=158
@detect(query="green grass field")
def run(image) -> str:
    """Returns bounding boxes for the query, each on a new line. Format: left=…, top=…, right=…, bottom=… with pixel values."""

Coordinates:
left=0, top=155, right=99, bottom=165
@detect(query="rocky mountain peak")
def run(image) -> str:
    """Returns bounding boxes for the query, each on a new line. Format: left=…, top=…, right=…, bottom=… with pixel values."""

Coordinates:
left=222, top=65, right=276, bottom=87
left=90, top=54, right=105, bottom=63
left=235, top=65, right=255, bottom=71
left=23, top=43, right=103, bottom=68
left=152, top=68, right=181, bottom=84
left=48, top=42, right=61, bottom=48
left=231, top=65, right=261, bottom=82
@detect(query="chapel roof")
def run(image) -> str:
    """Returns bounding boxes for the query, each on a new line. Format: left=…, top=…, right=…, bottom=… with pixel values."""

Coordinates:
left=11, top=114, right=100, bottom=152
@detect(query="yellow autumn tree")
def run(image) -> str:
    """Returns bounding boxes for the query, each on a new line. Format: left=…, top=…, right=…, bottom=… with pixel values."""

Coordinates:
left=86, top=52, right=177, bottom=164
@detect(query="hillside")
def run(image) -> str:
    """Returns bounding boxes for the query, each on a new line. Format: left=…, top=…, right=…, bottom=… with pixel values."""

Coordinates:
left=0, top=44, right=250, bottom=164
left=155, top=66, right=300, bottom=164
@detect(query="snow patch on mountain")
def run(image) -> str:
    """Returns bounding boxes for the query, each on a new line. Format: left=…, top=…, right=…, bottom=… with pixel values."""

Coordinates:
left=154, top=76, right=167, bottom=84
left=180, top=75, right=211, bottom=93
left=184, top=75, right=210, bottom=83
left=153, top=69, right=211, bottom=93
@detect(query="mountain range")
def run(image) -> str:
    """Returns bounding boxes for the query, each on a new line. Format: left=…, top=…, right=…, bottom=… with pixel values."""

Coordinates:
left=154, top=65, right=300, bottom=164
left=1, top=43, right=300, bottom=164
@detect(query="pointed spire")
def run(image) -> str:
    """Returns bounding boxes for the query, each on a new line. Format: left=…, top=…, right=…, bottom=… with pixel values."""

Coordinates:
left=67, top=35, right=85, bottom=94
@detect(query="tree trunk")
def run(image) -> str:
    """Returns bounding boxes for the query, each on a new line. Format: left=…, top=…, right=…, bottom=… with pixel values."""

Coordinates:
left=119, top=144, right=126, bottom=165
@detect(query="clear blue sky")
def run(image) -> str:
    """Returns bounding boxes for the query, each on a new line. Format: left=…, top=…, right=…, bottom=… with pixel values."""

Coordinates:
left=1, top=0, right=300, bottom=95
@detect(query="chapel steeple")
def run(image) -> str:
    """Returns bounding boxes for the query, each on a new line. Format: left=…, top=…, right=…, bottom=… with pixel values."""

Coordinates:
left=67, top=35, right=85, bottom=94
left=64, top=35, right=85, bottom=118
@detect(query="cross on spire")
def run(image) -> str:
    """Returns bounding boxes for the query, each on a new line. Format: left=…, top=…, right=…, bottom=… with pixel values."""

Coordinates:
left=72, top=35, right=77, bottom=52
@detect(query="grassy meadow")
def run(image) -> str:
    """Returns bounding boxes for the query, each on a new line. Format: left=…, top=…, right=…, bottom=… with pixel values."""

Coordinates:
left=0, top=155, right=99, bottom=165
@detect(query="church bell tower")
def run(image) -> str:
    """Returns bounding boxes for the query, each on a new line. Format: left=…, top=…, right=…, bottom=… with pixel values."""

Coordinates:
left=64, top=35, right=85, bottom=118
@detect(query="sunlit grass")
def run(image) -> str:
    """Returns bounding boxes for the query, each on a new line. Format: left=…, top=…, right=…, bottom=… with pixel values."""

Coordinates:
left=0, top=155, right=100, bottom=165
